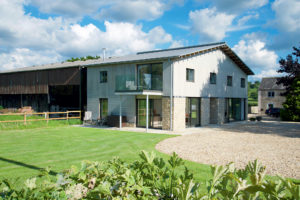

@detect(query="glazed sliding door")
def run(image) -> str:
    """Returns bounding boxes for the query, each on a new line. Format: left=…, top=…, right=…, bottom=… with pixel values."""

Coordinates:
left=185, top=97, right=200, bottom=127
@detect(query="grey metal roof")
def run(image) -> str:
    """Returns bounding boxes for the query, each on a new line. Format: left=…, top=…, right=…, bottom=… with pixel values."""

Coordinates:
left=259, top=77, right=286, bottom=90
left=0, top=42, right=254, bottom=75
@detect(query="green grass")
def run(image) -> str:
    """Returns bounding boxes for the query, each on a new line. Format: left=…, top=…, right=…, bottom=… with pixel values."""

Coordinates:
left=0, top=116, right=81, bottom=130
left=0, top=126, right=211, bottom=183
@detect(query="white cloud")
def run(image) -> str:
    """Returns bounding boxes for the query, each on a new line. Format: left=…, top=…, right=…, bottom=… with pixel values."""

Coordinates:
left=0, top=0, right=176, bottom=71
left=29, top=0, right=183, bottom=22
left=272, top=0, right=300, bottom=32
left=0, top=48, right=62, bottom=70
left=237, top=13, right=259, bottom=26
left=200, top=0, right=268, bottom=14
left=233, top=39, right=280, bottom=80
left=189, top=8, right=235, bottom=41
left=269, top=0, right=300, bottom=50
left=97, top=0, right=165, bottom=22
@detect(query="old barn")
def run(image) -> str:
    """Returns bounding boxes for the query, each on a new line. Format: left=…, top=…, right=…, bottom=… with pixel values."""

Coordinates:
left=0, top=61, right=87, bottom=113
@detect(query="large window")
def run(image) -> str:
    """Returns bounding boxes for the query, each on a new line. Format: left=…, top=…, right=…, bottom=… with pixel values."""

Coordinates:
left=186, top=68, right=194, bottom=82
left=137, top=63, right=163, bottom=90
left=227, top=76, right=232, bottom=86
left=100, top=71, right=107, bottom=83
left=99, top=98, right=108, bottom=119
left=241, top=78, right=245, bottom=88
left=210, top=72, right=216, bottom=84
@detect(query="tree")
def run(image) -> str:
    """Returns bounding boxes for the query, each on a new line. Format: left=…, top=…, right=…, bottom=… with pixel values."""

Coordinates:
left=276, top=46, right=300, bottom=95
left=277, top=45, right=300, bottom=121
left=66, top=55, right=100, bottom=62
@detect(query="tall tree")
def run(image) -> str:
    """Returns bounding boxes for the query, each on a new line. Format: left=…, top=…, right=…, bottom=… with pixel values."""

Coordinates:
left=276, top=46, right=300, bottom=95
left=277, top=45, right=300, bottom=121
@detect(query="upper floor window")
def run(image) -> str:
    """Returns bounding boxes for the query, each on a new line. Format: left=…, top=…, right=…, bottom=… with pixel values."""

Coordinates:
left=100, top=71, right=107, bottom=83
left=227, top=76, right=232, bottom=86
left=137, top=63, right=163, bottom=90
left=268, top=91, right=275, bottom=97
left=210, top=72, right=216, bottom=84
left=186, top=68, right=194, bottom=82
left=241, top=78, right=245, bottom=88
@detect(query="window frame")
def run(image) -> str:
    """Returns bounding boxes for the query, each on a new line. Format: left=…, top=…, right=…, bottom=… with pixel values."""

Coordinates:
left=241, top=78, right=245, bottom=88
left=227, top=76, right=233, bottom=86
left=186, top=68, right=195, bottom=82
left=210, top=72, right=217, bottom=84
left=100, top=71, right=108, bottom=83
left=268, top=91, right=275, bottom=97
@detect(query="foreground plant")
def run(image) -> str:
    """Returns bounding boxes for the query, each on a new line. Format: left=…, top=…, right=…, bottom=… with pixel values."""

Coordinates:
left=0, top=151, right=299, bottom=199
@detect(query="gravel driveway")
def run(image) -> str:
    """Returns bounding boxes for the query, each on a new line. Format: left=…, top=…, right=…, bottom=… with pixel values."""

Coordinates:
left=156, top=120, right=300, bottom=179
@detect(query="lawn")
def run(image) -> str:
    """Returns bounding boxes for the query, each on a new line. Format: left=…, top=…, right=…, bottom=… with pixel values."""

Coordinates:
left=0, top=126, right=211, bottom=183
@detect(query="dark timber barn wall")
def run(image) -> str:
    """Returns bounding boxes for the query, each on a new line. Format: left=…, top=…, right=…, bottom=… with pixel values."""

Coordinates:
left=0, top=67, right=87, bottom=113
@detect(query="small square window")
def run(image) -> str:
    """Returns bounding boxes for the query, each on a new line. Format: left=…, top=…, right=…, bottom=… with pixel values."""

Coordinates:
left=268, top=91, right=275, bottom=97
left=186, top=68, right=194, bottom=82
left=210, top=73, right=216, bottom=84
left=100, top=71, right=107, bottom=83
left=241, top=78, right=245, bottom=88
left=227, top=76, right=232, bottom=86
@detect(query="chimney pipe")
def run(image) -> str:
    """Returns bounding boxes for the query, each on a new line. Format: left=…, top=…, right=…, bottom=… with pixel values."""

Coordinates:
left=102, top=48, right=106, bottom=61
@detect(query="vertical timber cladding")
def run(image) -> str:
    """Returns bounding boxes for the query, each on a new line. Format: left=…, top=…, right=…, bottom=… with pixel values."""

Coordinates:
left=0, top=67, right=82, bottom=112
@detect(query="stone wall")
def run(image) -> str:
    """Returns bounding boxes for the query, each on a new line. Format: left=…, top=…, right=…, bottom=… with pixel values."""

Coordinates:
left=258, top=90, right=286, bottom=114
left=162, top=96, right=186, bottom=131
left=162, top=97, right=171, bottom=130
left=209, top=98, right=218, bottom=124
left=201, top=98, right=210, bottom=126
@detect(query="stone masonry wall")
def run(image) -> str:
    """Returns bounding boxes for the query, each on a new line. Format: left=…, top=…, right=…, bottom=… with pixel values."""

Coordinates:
left=201, top=98, right=210, bottom=126
left=162, top=97, right=171, bottom=130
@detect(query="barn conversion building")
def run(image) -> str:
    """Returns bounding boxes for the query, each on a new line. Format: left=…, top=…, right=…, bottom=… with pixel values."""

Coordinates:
left=0, top=62, right=88, bottom=113
left=0, top=42, right=254, bottom=131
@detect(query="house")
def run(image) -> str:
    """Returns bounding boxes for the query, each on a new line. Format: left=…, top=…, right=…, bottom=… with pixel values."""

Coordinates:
left=0, top=61, right=88, bottom=113
left=85, top=42, right=254, bottom=131
left=258, top=77, right=286, bottom=114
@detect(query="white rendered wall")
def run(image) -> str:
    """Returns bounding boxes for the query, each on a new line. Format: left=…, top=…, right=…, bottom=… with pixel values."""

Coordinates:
left=172, top=49, right=248, bottom=98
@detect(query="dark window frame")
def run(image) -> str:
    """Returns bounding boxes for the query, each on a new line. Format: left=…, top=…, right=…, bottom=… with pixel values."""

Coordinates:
left=268, top=91, right=275, bottom=97
left=210, top=72, right=217, bottom=84
left=241, top=78, right=245, bottom=88
left=186, top=68, right=195, bottom=82
left=227, top=76, right=232, bottom=86
left=100, top=71, right=107, bottom=83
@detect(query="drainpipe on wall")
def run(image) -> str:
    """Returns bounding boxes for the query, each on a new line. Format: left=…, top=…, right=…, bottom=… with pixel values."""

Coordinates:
left=170, top=59, right=173, bottom=131
left=119, top=95, right=122, bottom=130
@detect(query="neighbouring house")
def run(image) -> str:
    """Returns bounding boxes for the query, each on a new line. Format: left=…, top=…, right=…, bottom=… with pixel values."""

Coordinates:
left=0, top=62, right=88, bottom=113
left=258, top=77, right=286, bottom=114
left=85, top=42, right=254, bottom=131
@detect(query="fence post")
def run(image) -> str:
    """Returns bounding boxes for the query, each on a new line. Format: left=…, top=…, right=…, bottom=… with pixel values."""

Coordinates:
left=79, top=111, right=81, bottom=121
left=67, top=111, right=69, bottom=121
left=46, top=112, right=49, bottom=124
left=24, top=113, right=27, bottom=125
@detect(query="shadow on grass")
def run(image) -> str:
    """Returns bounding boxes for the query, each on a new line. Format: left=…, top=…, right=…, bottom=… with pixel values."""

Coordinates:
left=0, top=157, right=57, bottom=176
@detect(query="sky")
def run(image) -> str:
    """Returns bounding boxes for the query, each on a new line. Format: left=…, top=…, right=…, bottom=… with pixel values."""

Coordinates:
left=0, top=0, right=299, bottom=81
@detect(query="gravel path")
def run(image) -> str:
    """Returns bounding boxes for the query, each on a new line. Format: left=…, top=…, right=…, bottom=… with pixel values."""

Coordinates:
left=156, top=120, right=300, bottom=179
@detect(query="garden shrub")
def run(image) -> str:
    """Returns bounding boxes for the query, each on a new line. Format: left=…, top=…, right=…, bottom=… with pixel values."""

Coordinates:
left=0, top=106, right=3, bottom=110
left=1, top=151, right=299, bottom=199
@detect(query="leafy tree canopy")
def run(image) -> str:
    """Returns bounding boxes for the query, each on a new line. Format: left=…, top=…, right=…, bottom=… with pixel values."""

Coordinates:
left=66, top=55, right=100, bottom=62
left=276, top=45, right=300, bottom=95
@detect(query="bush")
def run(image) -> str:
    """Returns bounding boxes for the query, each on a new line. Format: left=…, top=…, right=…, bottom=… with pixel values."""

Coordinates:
left=0, top=106, right=3, bottom=110
left=280, top=109, right=293, bottom=121
left=256, top=116, right=262, bottom=121
left=249, top=117, right=256, bottom=121
left=1, top=151, right=299, bottom=200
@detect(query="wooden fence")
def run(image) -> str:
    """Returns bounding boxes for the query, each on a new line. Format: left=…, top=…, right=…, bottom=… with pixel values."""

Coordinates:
left=0, top=111, right=81, bottom=125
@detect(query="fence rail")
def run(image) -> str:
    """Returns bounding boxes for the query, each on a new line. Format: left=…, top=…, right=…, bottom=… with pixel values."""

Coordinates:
left=0, top=111, right=81, bottom=125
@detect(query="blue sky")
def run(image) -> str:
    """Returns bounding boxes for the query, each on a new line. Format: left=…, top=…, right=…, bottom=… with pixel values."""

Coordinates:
left=0, top=0, right=299, bottom=80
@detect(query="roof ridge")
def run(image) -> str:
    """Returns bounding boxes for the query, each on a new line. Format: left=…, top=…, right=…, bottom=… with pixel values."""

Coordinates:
left=137, top=42, right=226, bottom=55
